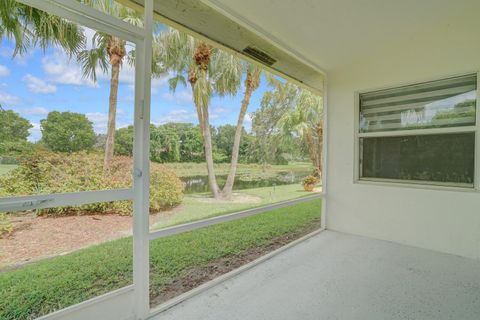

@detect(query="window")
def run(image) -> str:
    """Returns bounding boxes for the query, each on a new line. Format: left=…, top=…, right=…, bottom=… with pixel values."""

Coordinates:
left=357, top=74, right=477, bottom=187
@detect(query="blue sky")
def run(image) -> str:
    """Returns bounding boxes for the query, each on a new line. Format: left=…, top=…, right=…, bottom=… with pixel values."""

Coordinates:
left=0, top=26, right=271, bottom=142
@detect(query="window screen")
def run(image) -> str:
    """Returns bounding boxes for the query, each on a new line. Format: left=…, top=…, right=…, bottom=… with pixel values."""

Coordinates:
left=360, top=133, right=475, bottom=185
left=358, top=74, right=477, bottom=187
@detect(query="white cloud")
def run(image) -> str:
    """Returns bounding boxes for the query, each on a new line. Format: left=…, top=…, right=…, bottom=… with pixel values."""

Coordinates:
left=86, top=110, right=132, bottom=134
left=155, top=109, right=197, bottom=124
left=23, top=74, right=56, bottom=94
left=209, top=106, right=231, bottom=120
left=41, top=48, right=149, bottom=90
left=42, top=50, right=97, bottom=87
left=0, top=65, right=10, bottom=77
left=86, top=112, right=109, bottom=133
left=28, top=122, right=41, bottom=142
left=0, top=91, right=20, bottom=105
left=212, top=106, right=230, bottom=114
left=0, top=47, right=32, bottom=66
left=86, top=112, right=109, bottom=122
left=22, top=107, right=49, bottom=116
left=0, top=48, right=12, bottom=58
left=83, top=27, right=97, bottom=51
left=151, top=76, right=170, bottom=94
left=243, top=113, right=253, bottom=132
left=161, top=90, right=192, bottom=105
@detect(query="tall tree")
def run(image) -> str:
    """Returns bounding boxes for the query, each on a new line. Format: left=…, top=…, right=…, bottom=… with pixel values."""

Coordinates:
left=250, top=75, right=323, bottom=175
left=0, top=108, right=32, bottom=142
left=156, top=28, right=242, bottom=198
left=0, top=0, right=84, bottom=57
left=157, top=28, right=261, bottom=198
left=78, top=0, right=163, bottom=169
left=250, top=76, right=300, bottom=167
left=278, top=89, right=323, bottom=176
left=221, top=65, right=261, bottom=197
left=40, top=111, right=96, bottom=152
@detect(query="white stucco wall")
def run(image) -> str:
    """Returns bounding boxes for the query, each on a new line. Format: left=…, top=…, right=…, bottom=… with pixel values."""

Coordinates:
left=326, top=9, right=480, bottom=259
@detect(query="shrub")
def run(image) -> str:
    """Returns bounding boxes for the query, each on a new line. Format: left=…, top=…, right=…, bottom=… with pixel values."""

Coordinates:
left=0, top=140, right=33, bottom=159
left=114, top=126, right=134, bottom=156
left=0, top=151, right=184, bottom=215
left=212, top=151, right=229, bottom=163
left=302, top=175, right=319, bottom=186
left=0, top=212, right=13, bottom=235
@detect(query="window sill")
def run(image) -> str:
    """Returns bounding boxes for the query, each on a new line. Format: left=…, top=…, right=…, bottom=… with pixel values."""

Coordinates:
left=354, top=178, right=477, bottom=193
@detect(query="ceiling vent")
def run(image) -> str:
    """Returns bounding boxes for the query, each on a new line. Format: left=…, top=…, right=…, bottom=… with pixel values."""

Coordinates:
left=242, top=46, right=276, bottom=66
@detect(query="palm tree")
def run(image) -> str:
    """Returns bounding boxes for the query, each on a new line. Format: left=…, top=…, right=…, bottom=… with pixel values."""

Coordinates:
left=250, top=75, right=301, bottom=169
left=0, top=0, right=84, bottom=57
left=156, top=28, right=245, bottom=198
left=221, top=65, right=261, bottom=198
left=251, top=75, right=323, bottom=177
left=278, top=83, right=324, bottom=177
left=78, top=0, right=161, bottom=169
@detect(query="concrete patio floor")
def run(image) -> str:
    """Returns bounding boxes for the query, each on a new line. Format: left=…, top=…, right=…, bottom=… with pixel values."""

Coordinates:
left=153, top=230, right=480, bottom=320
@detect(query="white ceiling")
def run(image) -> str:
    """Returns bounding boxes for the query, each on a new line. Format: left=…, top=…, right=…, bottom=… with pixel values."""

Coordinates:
left=202, top=0, right=480, bottom=72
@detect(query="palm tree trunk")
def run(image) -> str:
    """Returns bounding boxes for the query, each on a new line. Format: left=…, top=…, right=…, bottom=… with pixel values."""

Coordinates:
left=305, top=124, right=323, bottom=178
left=220, top=82, right=254, bottom=199
left=202, top=107, right=220, bottom=198
left=316, top=123, right=323, bottom=179
left=189, top=78, right=220, bottom=198
left=104, top=62, right=120, bottom=170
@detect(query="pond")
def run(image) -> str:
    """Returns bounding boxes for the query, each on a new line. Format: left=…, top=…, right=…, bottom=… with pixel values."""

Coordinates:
left=182, top=170, right=312, bottom=194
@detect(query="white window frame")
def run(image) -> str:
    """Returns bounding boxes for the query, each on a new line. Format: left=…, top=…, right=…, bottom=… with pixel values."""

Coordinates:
left=354, top=72, right=480, bottom=192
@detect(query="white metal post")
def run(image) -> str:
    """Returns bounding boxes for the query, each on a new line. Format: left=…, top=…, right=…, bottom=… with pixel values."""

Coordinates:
left=474, top=71, right=480, bottom=190
left=133, top=0, right=153, bottom=318
left=320, top=75, right=328, bottom=229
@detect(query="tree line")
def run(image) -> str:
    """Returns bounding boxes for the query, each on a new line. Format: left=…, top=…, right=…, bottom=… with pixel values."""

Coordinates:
left=0, top=107, right=306, bottom=165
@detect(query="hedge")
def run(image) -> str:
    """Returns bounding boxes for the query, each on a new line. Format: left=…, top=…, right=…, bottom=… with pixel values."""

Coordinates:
left=0, top=151, right=184, bottom=215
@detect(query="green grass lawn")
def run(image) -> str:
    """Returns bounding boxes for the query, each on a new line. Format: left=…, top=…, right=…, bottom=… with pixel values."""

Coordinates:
left=163, top=161, right=314, bottom=177
left=153, top=183, right=316, bottom=229
left=0, top=164, right=16, bottom=176
left=0, top=199, right=321, bottom=320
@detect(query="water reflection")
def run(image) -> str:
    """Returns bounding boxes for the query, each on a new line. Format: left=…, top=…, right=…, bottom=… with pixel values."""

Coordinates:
left=182, top=171, right=312, bottom=194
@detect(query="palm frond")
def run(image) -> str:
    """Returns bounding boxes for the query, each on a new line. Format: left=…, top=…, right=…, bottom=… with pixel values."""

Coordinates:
left=168, top=74, right=187, bottom=92
left=0, top=1, right=84, bottom=57
left=210, top=50, right=242, bottom=96
left=77, top=47, right=109, bottom=82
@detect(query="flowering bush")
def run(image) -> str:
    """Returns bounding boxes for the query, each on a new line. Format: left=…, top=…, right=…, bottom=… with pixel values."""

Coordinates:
left=0, top=151, right=184, bottom=215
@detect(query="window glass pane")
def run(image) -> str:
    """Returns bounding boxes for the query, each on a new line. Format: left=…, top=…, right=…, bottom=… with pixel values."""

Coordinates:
left=360, top=133, right=475, bottom=186
left=360, top=74, right=477, bottom=132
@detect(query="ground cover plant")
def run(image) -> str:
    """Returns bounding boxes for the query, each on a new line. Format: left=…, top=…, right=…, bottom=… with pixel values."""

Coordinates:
left=0, top=199, right=321, bottom=320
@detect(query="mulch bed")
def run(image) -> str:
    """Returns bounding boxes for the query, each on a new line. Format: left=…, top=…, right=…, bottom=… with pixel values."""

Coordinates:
left=0, top=211, right=172, bottom=269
